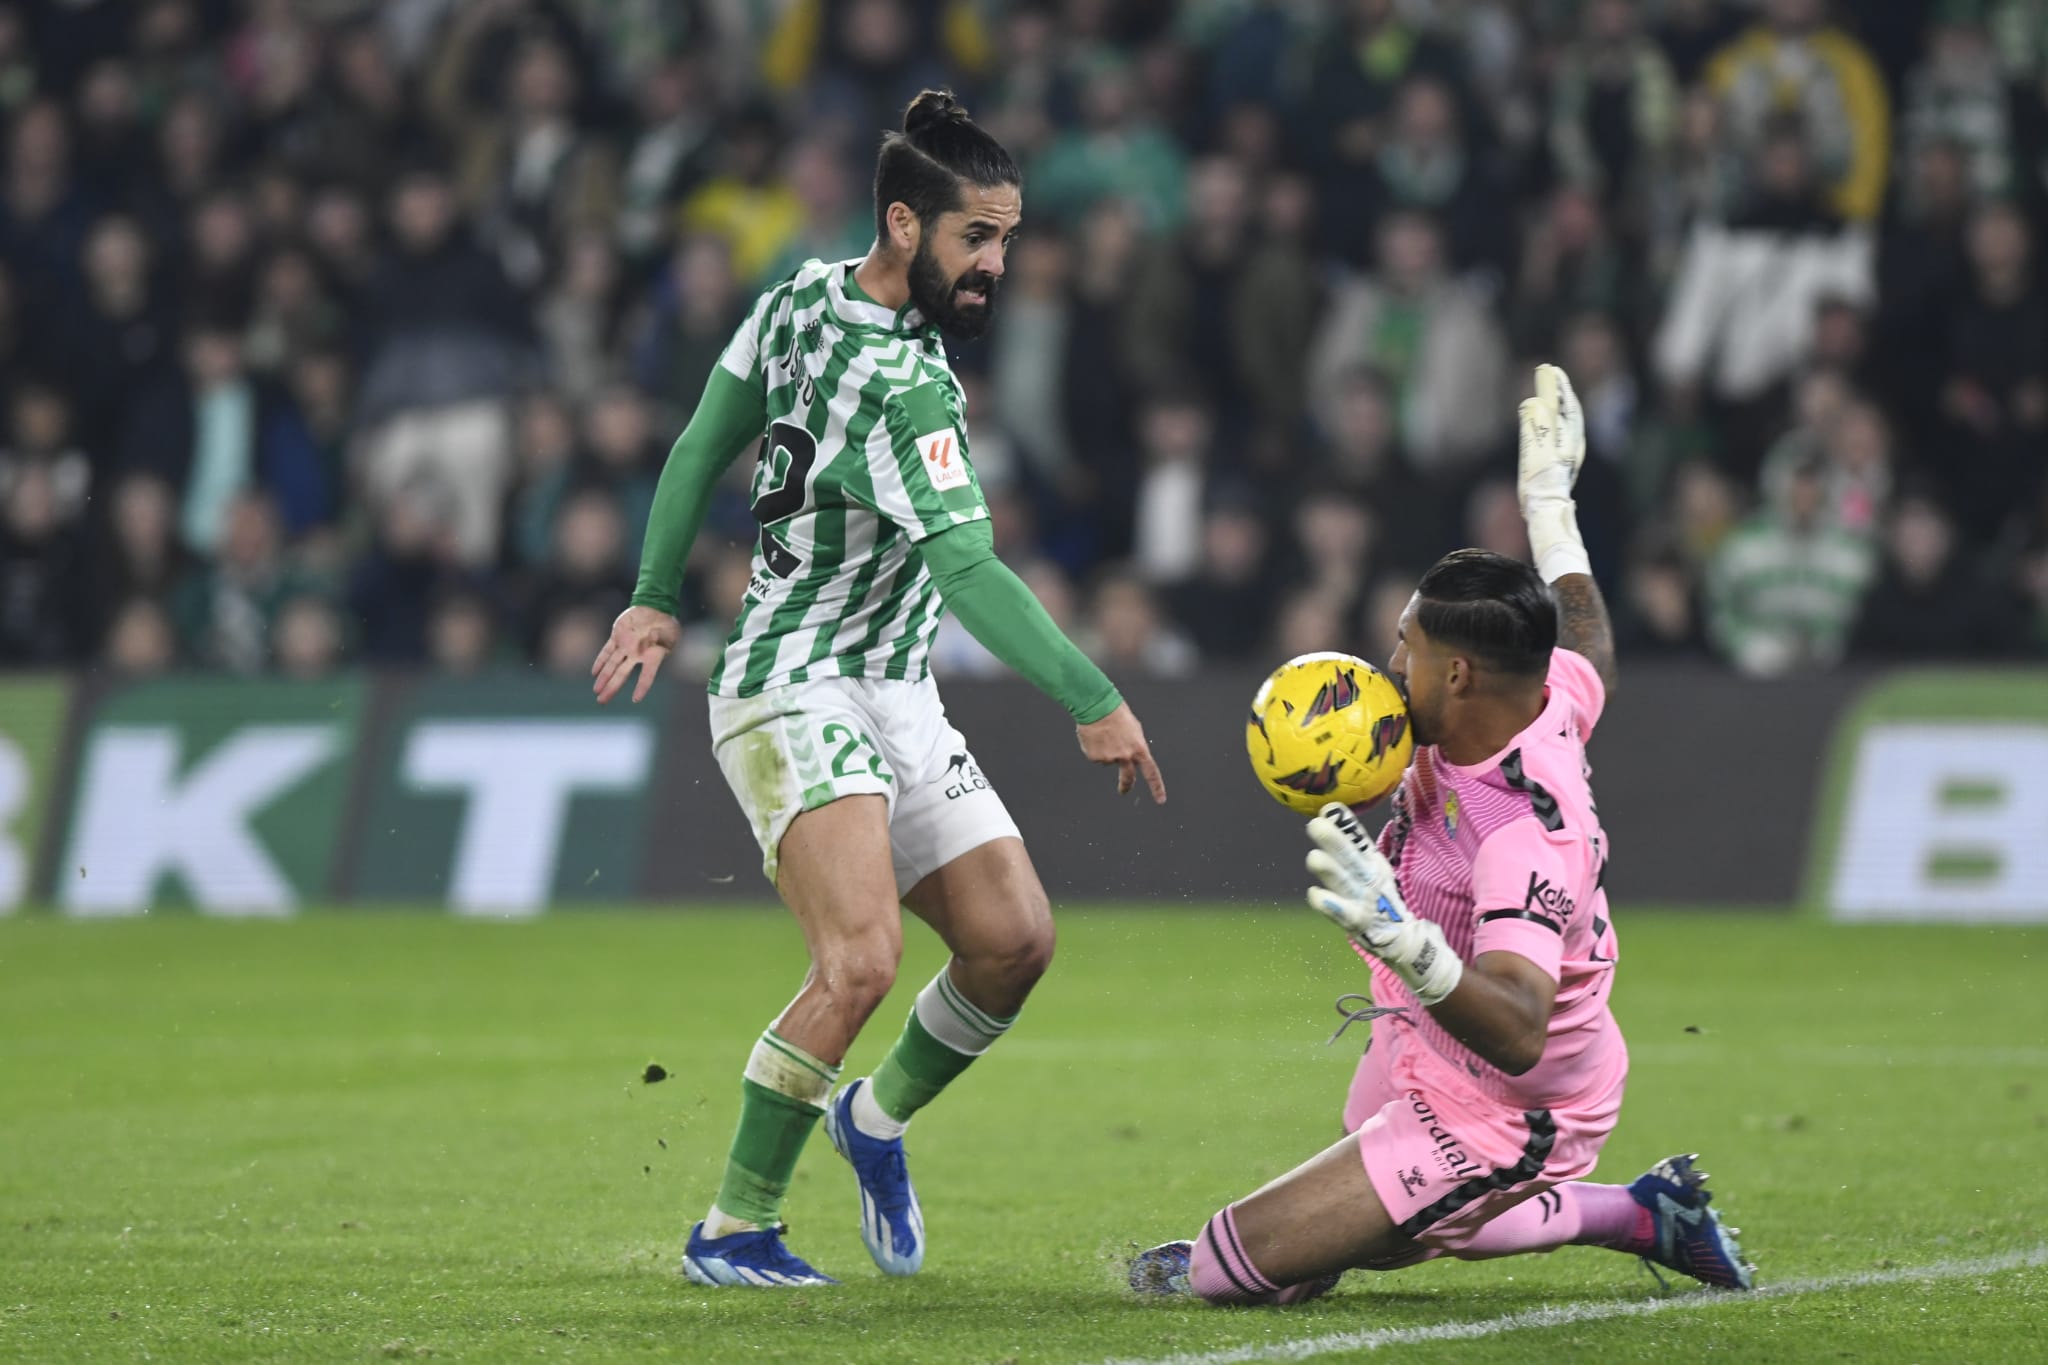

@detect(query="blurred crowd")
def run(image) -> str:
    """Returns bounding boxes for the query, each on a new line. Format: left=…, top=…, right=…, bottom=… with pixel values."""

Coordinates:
left=2, top=0, right=2047, bottom=683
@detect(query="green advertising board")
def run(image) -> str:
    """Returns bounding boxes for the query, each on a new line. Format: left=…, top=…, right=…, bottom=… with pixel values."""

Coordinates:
left=1807, top=670, right=2048, bottom=923
left=349, top=676, right=666, bottom=915
left=57, top=678, right=363, bottom=915
left=0, top=676, right=68, bottom=912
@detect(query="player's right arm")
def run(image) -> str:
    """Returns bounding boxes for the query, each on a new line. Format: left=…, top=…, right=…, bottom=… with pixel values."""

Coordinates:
left=1304, top=805, right=1562, bottom=1076
left=1517, top=364, right=1618, bottom=694
left=593, top=364, right=769, bottom=704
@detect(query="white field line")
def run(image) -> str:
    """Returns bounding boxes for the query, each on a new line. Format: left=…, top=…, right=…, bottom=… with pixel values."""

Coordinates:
left=1093, top=1245, right=2048, bottom=1365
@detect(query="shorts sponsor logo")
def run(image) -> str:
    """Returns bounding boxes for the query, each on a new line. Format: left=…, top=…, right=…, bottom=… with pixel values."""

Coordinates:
left=1406, top=1091, right=1483, bottom=1180
left=1524, top=871, right=1576, bottom=922
left=1398, top=1165, right=1429, bottom=1196
left=942, top=752, right=989, bottom=801
left=916, top=429, right=969, bottom=491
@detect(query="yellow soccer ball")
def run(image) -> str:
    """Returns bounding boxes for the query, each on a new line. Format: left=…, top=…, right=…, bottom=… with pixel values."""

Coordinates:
left=1245, top=652, right=1414, bottom=813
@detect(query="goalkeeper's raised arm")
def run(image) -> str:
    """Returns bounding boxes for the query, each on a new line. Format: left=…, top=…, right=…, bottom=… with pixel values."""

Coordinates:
left=1516, top=364, right=1617, bottom=694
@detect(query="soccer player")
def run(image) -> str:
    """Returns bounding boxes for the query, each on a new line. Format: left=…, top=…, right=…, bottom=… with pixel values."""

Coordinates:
left=593, top=90, right=1166, bottom=1288
left=1130, top=366, right=1752, bottom=1303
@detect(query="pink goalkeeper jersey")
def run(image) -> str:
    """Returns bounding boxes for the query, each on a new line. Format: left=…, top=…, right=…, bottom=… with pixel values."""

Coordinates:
left=1362, top=648, right=1624, bottom=1107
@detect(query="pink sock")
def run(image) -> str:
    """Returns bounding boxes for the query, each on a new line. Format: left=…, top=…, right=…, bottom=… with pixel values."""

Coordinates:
left=1453, top=1184, right=1586, bottom=1259
left=1451, top=1183, right=1651, bottom=1260
left=1187, top=1205, right=1280, bottom=1304
left=1570, top=1182, right=1655, bottom=1254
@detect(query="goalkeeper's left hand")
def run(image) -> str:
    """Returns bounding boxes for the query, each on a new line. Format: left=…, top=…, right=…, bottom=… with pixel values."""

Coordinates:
left=1305, top=803, right=1464, bottom=1007
left=1517, top=363, right=1591, bottom=585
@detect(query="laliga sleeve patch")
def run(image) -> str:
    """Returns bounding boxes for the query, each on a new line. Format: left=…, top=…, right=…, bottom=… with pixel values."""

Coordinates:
left=915, top=428, right=970, bottom=491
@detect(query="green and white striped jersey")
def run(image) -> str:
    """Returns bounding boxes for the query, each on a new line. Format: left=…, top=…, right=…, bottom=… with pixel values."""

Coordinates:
left=708, top=258, right=990, bottom=698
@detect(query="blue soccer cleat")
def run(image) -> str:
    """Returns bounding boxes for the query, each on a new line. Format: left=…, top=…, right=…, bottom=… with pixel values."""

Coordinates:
left=824, top=1079, right=925, bottom=1275
left=1128, top=1240, right=1194, bottom=1295
left=1627, top=1153, right=1756, bottom=1290
left=682, top=1221, right=838, bottom=1288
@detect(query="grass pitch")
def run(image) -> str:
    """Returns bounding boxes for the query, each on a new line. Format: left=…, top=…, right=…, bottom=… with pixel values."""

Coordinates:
left=2, top=908, right=2044, bottom=1364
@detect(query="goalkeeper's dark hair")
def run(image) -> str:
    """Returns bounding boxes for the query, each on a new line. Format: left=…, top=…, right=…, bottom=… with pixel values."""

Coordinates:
left=873, top=89, right=1019, bottom=239
left=1414, top=549, right=1556, bottom=679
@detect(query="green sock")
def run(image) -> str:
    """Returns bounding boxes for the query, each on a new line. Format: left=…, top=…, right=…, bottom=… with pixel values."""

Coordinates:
left=710, top=1030, right=839, bottom=1230
left=868, top=968, right=1017, bottom=1126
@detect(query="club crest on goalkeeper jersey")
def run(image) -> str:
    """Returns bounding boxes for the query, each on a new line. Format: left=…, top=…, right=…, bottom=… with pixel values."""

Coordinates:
left=708, top=259, right=991, bottom=699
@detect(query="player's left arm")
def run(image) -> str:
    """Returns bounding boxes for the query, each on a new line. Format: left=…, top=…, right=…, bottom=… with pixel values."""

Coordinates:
left=874, top=385, right=1165, bottom=803
left=1518, top=364, right=1618, bottom=695
left=1553, top=575, right=1616, bottom=695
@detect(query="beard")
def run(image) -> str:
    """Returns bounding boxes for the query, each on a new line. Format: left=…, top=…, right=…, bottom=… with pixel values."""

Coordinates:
left=1406, top=703, right=1437, bottom=750
left=907, top=237, right=1000, bottom=340
left=1394, top=675, right=1437, bottom=749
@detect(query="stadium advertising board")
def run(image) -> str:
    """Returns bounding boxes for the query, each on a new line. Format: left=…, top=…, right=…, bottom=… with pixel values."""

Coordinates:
left=1809, top=671, right=2048, bottom=923
left=18, top=665, right=2048, bottom=913
left=58, top=678, right=362, bottom=915
left=349, top=676, right=663, bottom=915
left=0, top=676, right=67, bottom=912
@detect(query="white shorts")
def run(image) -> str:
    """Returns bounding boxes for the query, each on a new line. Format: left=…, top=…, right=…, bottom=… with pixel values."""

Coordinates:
left=708, top=674, right=1021, bottom=894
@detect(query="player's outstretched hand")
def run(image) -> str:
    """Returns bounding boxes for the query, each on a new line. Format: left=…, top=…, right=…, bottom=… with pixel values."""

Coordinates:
left=592, top=605, right=681, bottom=705
left=1518, top=363, right=1595, bottom=585
left=1077, top=702, right=1167, bottom=804
left=1305, top=802, right=1464, bottom=1007
left=1516, top=362, right=1585, bottom=518
left=1304, top=803, right=1408, bottom=948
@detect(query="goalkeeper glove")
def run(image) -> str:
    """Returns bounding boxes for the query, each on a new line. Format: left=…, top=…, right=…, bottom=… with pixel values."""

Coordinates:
left=1517, top=363, right=1592, bottom=584
left=1304, top=803, right=1464, bottom=1007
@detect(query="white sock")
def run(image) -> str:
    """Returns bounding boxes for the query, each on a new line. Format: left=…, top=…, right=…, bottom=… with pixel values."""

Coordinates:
left=701, top=1203, right=759, bottom=1239
left=849, top=1078, right=909, bottom=1140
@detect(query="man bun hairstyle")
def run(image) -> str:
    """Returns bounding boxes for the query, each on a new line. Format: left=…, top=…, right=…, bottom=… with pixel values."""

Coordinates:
left=874, top=88, right=1020, bottom=238
left=1414, top=548, right=1557, bottom=679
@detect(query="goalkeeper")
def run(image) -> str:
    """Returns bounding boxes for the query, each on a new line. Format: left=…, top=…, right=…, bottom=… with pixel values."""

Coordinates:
left=1130, top=367, right=1754, bottom=1303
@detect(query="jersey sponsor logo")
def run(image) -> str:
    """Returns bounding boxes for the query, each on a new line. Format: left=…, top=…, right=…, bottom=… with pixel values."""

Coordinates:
left=1524, top=871, right=1576, bottom=922
left=916, top=428, right=969, bottom=491
left=1407, top=1091, right=1483, bottom=1180
left=942, top=751, right=989, bottom=800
